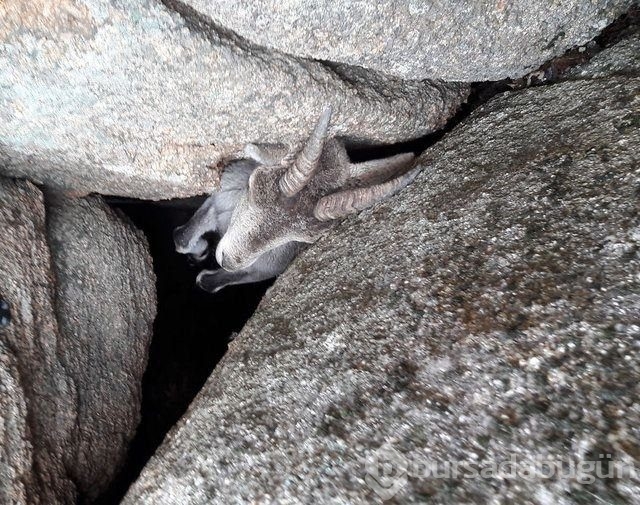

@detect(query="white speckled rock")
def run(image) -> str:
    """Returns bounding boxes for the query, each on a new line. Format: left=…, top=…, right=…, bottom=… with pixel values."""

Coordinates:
left=188, top=0, right=635, bottom=81
left=0, top=0, right=467, bottom=200
left=123, top=38, right=640, bottom=504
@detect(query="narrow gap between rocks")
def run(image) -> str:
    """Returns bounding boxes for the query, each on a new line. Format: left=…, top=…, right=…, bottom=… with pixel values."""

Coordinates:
left=92, top=9, right=636, bottom=503
left=93, top=198, right=274, bottom=505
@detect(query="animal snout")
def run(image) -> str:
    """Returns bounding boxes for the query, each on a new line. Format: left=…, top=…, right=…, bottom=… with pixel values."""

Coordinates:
left=173, top=225, right=190, bottom=251
left=173, top=225, right=208, bottom=260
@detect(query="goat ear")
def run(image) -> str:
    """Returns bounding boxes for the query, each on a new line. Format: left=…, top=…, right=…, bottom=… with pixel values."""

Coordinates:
left=242, top=143, right=271, bottom=165
left=279, top=106, right=333, bottom=197
left=314, top=165, right=421, bottom=221
left=242, top=143, right=290, bottom=166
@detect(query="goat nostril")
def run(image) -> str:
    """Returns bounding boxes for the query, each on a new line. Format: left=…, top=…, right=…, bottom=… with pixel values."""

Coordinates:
left=173, top=226, right=185, bottom=246
left=216, top=249, right=234, bottom=271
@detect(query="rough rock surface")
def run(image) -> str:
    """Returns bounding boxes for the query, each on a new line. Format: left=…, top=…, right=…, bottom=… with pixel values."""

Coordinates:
left=123, top=55, right=640, bottom=502
left=0, top=181, right=156, bottom=504
left=0, top=0, right=467, bottom=200
left=0, top=179, right=69, bottom=504
left=566, top=30, right=640, bottom=79
left=47, top=195, right=156, bottom=502
left=187, top=0, right=634, bottom=82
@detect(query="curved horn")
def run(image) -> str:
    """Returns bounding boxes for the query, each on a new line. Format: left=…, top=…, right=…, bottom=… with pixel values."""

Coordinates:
left=314, top=166, right=421, bottom=221
left=348, top=152, right=415, bottom=186
left=279, top=106, right=333, bottom=197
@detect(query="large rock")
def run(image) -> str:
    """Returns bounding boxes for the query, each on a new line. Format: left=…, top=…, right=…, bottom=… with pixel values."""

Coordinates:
left=0, top=180, right=156, bottom=504
left=0, top=180, right=70, bottom=504
left=566, top=30, right=640, bottom=79
left=0, top=344, right=30, bottom=505
left=123, top=47, right=640, bottom=503
left=46, top=195, right=156, bottom=502
left=186, top=0, right=634, bottom=81
left=0, top=0, right=467, bottom=200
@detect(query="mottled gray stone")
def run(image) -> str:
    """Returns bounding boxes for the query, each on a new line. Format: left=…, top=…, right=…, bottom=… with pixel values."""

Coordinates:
left=0, top=342, right=30, bottom=505
left=0, top=179, right=71, bottom=504
left=566, top=31, right=640, bottom=79
left=0, top=0, right=467, bottom=200
left=0, top=180, right=156, bottom=504
left=187, top=0, right=634, bottom=81
left=123, top=69, right=640, bottom=502
left=47, top=195, right=156, bottom=502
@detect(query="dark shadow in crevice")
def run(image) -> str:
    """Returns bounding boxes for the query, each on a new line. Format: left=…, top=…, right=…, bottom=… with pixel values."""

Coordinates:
left=93, top=198, right=273, bottom=505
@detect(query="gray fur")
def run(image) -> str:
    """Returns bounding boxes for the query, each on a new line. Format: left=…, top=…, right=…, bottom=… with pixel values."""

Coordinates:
left=175, top=109, right=418, bottom=293
left=173, top=160, right=255, bottom=262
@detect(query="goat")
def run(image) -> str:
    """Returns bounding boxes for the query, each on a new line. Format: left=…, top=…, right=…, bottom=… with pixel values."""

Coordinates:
left=174, top=107, right=420, bottom=293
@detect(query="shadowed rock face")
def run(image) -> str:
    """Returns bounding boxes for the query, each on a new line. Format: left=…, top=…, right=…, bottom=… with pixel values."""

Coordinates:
left=0, top=0, right=467, bottom=200
left=184, top=0, right=635, bottom=81
left=0, top=181, right=156, bottom=504
left=122, top=39, right=640, bottom=504
left=566, top=31, right=640, bottom=79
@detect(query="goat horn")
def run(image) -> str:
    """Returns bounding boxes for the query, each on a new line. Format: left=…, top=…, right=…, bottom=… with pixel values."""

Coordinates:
left=348, top=152, right=415, bottom=186
left=279, top=106, right=332, bottom=197
left=314, top=166, right=421, bottom=221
